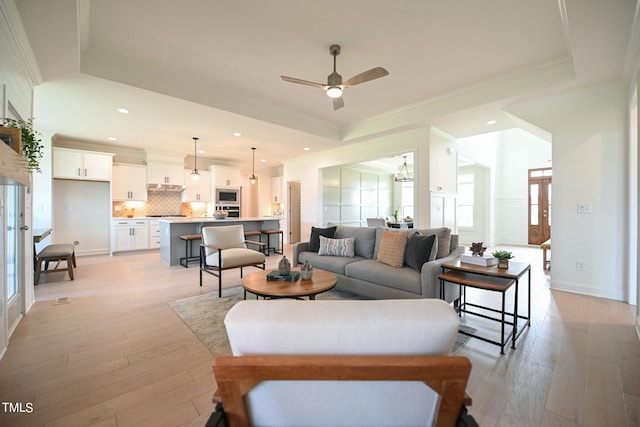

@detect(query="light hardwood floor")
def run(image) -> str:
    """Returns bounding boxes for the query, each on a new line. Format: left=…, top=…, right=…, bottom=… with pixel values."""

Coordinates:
left=0, top=245, right=638, bottom=426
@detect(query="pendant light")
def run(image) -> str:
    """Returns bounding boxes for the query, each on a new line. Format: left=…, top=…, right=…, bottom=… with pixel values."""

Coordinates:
left=249, top=147, right=257, bottom=184
left=394, top=155, right=413, bottom=182
left=190, top=137, right=200, bottom=181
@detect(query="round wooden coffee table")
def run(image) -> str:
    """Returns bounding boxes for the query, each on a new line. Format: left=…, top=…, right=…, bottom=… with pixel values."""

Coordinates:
left=242, top=268, right=337, bottom=300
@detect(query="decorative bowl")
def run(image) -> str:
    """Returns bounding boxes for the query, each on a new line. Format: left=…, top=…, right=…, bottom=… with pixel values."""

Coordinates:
left=213, top=211, right=229, bottom=219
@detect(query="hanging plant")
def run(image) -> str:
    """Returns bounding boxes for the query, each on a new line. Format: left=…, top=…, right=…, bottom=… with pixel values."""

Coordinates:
left=3, top=118, right=44, bottom=172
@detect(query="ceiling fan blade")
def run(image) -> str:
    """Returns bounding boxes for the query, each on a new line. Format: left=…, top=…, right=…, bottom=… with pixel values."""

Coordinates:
left=342, top=67, right=389, bottom=88
left=281, top=75, right=327, bottom=89
left=333, top=96, right=344, bottom=111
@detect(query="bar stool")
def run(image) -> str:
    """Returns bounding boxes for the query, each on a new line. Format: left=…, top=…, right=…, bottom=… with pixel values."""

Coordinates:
left=35, top=243, right=76, bottom=285
left=179, top=234, right=202, bottom=268
left=260, top=229, right=284, bottom=256
left=244, top=230, right=266, bottom=254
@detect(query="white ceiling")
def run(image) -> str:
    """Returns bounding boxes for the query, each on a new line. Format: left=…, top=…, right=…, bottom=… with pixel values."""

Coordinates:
left=14, top=0, right=638, bottom=171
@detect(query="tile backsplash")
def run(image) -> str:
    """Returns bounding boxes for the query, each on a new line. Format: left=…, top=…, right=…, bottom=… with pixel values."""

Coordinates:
left=112, top=192, right=184, bottom=217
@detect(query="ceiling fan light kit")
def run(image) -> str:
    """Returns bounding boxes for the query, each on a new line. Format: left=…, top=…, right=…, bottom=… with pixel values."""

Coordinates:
left=281, top=44, right=388, bottom=110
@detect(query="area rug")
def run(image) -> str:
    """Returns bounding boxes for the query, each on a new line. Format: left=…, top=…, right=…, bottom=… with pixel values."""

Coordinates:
left=169, top=287, right=472, bottom=356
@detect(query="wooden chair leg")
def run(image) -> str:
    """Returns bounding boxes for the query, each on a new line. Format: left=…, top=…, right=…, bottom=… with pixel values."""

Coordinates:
left=35, top=260, right=42, bottom=285
left=66, top=255, right=75, bottom=280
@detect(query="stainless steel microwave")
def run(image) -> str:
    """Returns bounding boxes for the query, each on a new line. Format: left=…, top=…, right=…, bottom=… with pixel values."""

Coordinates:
left=216, top=188, right=240, bottom=204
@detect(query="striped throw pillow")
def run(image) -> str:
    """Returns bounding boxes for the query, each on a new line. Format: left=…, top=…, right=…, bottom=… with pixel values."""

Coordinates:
left=318, top=235, right=356, bottom=257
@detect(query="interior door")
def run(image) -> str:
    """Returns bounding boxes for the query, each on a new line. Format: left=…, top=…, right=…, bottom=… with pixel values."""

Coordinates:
left=528, top=168, right=552, bottom=245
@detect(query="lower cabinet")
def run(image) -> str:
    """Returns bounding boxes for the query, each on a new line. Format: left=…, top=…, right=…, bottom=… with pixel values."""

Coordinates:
left=148, top=220, right=161, bottom=249
left=112, top=219, right=150, bottom=253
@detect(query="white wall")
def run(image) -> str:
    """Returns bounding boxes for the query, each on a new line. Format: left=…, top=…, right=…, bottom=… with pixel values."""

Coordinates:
left=284, top=128, right=430, bottom=241
left=509, top=83, right=627, bottom=301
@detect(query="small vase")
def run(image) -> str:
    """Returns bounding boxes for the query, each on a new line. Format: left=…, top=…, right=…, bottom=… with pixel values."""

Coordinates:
left=498, top=259, right=509, bottom=269
left=300, top=260, right=313, bottom=280
left=278, top=255, right=291, bottom=275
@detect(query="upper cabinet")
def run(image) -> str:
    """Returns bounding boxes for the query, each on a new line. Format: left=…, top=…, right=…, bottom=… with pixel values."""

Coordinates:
left=271, top=176, right=283, bottom=203
left=147, top=162, right=185, bottom=186
left=182, top=170, right=211, bottom=202
left=212, top=166, right=241, bottom=188
left=53, top=148, right=114, bottom=181
left=112, top=164, right=148, bottom=201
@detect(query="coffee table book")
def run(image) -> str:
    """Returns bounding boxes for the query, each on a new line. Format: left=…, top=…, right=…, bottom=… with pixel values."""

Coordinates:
left=266, top=270, right=301, bottom=282
left=460, top=253, right=498, bottom=267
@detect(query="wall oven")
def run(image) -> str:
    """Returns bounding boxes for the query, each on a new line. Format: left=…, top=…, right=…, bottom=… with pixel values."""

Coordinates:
left=215, top=205, right=240, bottom=218
left=216, top=188, right=240, bottom=205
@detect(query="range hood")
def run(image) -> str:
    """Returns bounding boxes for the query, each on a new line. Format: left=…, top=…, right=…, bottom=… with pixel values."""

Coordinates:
left=146, top=183, right=185, bottom=192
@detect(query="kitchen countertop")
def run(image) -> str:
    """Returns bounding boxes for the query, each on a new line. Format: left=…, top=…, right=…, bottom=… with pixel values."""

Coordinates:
left=158, top=216, right=285, bottom=223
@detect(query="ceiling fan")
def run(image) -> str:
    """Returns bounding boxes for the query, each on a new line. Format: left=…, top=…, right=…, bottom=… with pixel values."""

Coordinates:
left=281, top=44, right=389, bottom=111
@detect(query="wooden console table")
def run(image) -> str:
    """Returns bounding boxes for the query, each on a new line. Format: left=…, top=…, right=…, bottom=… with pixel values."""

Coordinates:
left=439, top=259, right=531, bottom=354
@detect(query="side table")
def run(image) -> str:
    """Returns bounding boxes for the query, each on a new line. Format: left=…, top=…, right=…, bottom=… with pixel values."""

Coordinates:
left=439, top=259, right=531, bottom=354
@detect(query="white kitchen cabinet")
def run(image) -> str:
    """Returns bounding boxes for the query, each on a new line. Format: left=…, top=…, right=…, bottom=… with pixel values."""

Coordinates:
left=271, top=176, right=283, bottom=203
left=111, top=219, right=149, bottom=253
left=147, top=162, right=185, bottom=186
left=182, top=170, right=211, bottom=202
left=148, top=220, right=161, bottom=249
left=213, top=166, right=241, bottom=188
left=112, top=164, right=148, bottom=201
left=53, top=147, right=113, bottom=181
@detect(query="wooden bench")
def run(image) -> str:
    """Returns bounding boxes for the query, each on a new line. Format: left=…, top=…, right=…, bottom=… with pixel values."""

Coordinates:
left=179, top=234, right=201, bottom=268
left=35, top=243, right=76, bottom=285
left=541, top=239, right=551, bottom=270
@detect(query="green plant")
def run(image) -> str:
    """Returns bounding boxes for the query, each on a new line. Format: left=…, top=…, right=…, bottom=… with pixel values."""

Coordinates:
left=4, top=118, right=44, bottom=172
left=492, top=250, right=514, bottom=260
left=392, top=208, right=399, bottom=222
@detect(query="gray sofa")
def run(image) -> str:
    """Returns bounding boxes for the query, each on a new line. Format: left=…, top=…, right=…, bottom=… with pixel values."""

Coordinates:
left=293, top=226, right=464, bottom=301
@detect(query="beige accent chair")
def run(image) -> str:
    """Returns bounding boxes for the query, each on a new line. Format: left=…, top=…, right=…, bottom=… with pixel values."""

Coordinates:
left=199, top=225, right=266, bottom=297
left=211, top=299, right=473, bottom=426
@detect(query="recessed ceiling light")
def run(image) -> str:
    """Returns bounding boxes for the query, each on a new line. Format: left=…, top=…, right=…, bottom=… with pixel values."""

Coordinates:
left=486, top=120, right=497, bottom=125
left=304, top=147, right=310, bottom=151
left=260, top=159, right=266, bottom=162
left=117, top=108, right=130, bottom=114
left=233, top=132, right=241, bottom=137
left=107, top=136, right=117, bottom=141
left=198, top=150, right=205, bottom=154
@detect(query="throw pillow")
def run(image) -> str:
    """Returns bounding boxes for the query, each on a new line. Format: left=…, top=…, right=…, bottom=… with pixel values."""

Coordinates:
left=404, top=233, right=437, bottom=272
left=318, top=235, right=356, bottom=257
left=376, top=229, right=409, bottom=268
left=308, top=226, right=337, bottom=252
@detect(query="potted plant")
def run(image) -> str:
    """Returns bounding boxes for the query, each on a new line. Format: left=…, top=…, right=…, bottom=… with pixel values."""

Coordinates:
left=492, top=250, right=514, bottom=268
left=3, top=118, right=44, bottom=172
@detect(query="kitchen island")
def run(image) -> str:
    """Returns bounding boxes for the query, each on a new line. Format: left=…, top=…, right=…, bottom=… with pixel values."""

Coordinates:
left=159, top=217, right=283, bottom=266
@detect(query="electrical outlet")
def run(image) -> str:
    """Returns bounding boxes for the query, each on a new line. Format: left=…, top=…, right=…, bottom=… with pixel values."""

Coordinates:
left=576, top=260, right=586, bottom=271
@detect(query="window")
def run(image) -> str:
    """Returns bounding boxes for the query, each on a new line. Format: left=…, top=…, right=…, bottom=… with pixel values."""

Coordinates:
left=457, top=173, right=474, bottom=228
left=401, top=181, right=414, bottom=219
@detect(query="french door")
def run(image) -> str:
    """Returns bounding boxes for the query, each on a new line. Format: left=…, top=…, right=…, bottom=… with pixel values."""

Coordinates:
left=528, top=168, right=552, bottom=245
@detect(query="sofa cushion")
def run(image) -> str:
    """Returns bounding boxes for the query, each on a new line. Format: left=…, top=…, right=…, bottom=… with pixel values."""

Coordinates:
left=334, top=226, right=376, bottom=259
left=308, top=226, right=337, bottom=252
left=376, top=229, right=409, bottom=267
left=345, top=259, right=422, bottom=294
left=298, top=252, right=365, bottom=275
left=318, top=236, right=355, bottom=257
left=412, top=227, right=452, bottom=259
left=404, top=233, right=437, bottom=272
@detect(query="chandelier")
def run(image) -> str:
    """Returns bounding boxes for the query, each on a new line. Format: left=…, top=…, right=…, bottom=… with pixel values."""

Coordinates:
left=394, top=155, right=413, bottom=182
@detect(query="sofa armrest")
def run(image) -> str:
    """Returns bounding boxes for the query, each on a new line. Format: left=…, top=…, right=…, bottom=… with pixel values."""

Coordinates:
left=420, top=246, right=465, bottom=302
left=293, top=241, right=310, bottom=265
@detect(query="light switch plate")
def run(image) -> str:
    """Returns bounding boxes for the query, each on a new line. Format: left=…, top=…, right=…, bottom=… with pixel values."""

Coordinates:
left=577, top=203, right=592, bottom=214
